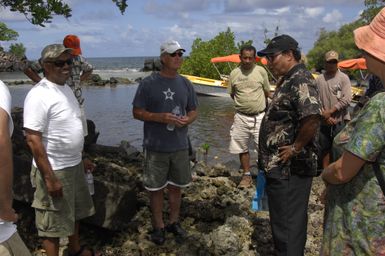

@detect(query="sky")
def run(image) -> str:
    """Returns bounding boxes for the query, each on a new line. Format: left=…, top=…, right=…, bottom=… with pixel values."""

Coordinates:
left=0, top=0, right=366, bottom=60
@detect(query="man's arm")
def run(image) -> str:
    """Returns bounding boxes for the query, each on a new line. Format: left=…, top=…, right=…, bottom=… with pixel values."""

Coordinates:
left=80, top=70, right=92, bottom=82
left=279, top=115, right=320, bottom=163
left=176, top=109, right=197, bottom=127
left=0, top=108, right=17, bottom=222
left=25, top=128, right=63, bottom=197
left=23, top=67, right=42, bottom=84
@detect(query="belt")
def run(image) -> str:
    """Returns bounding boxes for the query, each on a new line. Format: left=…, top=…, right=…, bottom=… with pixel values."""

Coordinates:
left=237, top=110, right=264, bottom=116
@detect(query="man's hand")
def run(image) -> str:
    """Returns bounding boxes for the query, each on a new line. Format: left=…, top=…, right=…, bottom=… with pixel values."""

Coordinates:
left=175, top=115, right=190, bottom=127
left=322, top=109, right=332, bottom=120
left=162, top=113, right=181, bottom=125
left=83, top=158, right=96, bottom=172
left=278, top=145, right=295, bottom=163
left=44, top=175, right=63, bottom=198
left=326, top=117, right=337, bottom=126
left=0, top=207, right=18, bottom=223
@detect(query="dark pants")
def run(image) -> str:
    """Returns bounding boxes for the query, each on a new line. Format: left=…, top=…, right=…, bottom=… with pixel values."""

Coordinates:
left=266, top=174, right=313, bottom=256
left=319, top=122, right=345, bottom=155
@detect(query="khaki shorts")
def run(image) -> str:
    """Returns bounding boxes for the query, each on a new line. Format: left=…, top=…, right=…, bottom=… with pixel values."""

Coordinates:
left=143, top=149, right=191, bottom=191
left=0, top=232, right=31, bottom=256
left=31, top=163, right=95, bottom=238
left=229, top=112, right=264, bottom=154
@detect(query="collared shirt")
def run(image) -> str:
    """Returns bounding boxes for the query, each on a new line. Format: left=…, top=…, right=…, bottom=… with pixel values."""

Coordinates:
left=258, top=63, right=322, bottom=179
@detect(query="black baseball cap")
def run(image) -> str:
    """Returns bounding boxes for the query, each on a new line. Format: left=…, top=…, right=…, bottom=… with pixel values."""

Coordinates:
left=257, top=34, right=299, bottom=56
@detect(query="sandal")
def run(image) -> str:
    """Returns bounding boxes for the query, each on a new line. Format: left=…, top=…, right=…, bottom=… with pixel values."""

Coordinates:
left=69, top=245, right=102, bottom=256
left=238, top=174, right=253, bottom=188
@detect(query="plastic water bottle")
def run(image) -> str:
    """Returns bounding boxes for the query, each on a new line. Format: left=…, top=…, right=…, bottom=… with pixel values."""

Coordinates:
left=167, top=106, right=181, bottom=131
left=85, top=170, right=95, bottom=195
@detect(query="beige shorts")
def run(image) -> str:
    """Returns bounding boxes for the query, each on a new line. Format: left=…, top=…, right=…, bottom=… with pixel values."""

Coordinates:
left=0, top=232, right=31, bottom=256
left=143, top=149, right=192, bottom=191
left=31, top=163, right=95, bottom=238
left=229, top=112, right=264, bottom=154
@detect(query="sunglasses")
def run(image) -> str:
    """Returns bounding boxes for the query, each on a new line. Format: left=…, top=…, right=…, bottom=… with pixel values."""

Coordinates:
left=326, top=60, right=338, bottom=64
left=169, top=52, right=184, bottom=57
left=46, top=59, right=73, bottom=67
left=266, top=52, right=282, bottom=62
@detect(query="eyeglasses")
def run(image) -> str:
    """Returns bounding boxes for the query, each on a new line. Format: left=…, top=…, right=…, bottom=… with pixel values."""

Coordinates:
left=169, top=52, right=184, bottom=57
left=326, top=60, right=338, bottom=64
left=45, top=59, right=73, bottom=67
left=266, top=52, right=282, bottom=62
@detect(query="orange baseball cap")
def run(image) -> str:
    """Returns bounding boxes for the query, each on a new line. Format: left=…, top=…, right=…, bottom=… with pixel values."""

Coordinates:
left=63, top=34, right=82, bottom=56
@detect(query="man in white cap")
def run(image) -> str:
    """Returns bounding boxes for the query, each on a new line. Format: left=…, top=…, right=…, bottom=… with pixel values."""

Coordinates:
left=23, top=44, right=99, bottom=256
left=316, top=50, right=352, bottom=168
left=132, top=40, right=198, bottom=245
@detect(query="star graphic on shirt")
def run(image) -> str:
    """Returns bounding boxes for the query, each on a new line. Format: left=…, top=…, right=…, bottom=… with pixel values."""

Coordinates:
left=163, top=88, right=175, bottom=100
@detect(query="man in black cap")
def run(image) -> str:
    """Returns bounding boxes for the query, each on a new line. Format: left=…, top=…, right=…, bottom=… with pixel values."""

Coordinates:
left=257, top=35, right=321, bottom=255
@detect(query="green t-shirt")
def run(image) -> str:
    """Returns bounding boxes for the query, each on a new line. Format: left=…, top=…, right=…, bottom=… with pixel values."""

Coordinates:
left=228, top=64, right=270, bottom=114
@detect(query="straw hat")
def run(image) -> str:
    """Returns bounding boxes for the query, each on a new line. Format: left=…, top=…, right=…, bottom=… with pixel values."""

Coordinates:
left=354, top=7, right=385, bottom=61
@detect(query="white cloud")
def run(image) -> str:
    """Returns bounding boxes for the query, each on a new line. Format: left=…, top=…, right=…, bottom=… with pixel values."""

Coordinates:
left=323, top=9, right=343, bottom=23
left=304, top=7, right=324, bottom=18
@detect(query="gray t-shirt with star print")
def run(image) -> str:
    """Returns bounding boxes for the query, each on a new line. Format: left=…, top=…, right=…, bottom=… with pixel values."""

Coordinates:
left=132, top=72, right=198, bottom=152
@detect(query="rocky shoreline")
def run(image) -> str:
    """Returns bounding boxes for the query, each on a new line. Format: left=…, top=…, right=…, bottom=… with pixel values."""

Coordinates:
left=11, top=108, right=326, bottom=256
left=2, top=73, right=139, bottom=87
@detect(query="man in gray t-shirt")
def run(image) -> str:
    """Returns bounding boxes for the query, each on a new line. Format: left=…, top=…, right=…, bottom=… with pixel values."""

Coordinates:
left=132, top=40, right=198, bottom=245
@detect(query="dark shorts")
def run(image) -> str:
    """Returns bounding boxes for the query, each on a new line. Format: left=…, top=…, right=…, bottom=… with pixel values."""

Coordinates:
left=31, top=163, right=95, bottom=238
left=143, top=149, right=192, bottom=191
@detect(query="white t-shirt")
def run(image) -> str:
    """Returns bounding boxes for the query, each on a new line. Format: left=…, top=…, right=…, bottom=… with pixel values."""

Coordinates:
left=0, top=80, right=17, bottom=243
left=23, top=78, right=84, bottom=170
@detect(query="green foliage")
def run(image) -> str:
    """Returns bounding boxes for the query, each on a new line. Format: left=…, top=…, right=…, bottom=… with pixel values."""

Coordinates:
left=0, top=22, right=19, bottom=41
left=9, top=43, right=26, bottom=58
left=307, top=20, right=365, bottom=71
left=180, top=27, right=239, bottom=80
left=361, top=0, right=385, bottom=23
left=237, top=40, right=253, bottom=50
left=111, top=0, right=128, bottom=14
left=0, top=0, right=127, bottom=26
left=201, top=143, right=210, bottom=154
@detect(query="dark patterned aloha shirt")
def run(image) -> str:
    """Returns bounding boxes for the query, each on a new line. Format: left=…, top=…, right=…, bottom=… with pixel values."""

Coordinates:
left=258, top=63, right=321, bottom=179
left=322, top=92, right=385, bottom=256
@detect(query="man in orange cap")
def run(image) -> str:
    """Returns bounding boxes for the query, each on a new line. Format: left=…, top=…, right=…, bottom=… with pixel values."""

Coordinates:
left=24, top=35, right=93, bottom=136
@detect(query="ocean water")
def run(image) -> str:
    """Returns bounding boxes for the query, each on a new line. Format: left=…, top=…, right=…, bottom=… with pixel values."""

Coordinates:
left=0, top=56, right=156, bottom=81
left=3, top=57, right=245, bottom=167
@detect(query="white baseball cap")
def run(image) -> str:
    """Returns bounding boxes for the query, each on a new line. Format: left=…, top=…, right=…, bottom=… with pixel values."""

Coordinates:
left=160, top=40, right=185, bottom=55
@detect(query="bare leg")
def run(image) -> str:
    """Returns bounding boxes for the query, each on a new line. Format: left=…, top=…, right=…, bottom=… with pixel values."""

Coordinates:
left=68, top=222, right=81, bottom=254
left=42, top=237, right=59, bottom=256
left=167, top=184, right=182, bottom=224
left=238, top=152, right=252, bottom=188
left=149, top=189, right=165, bottom=229
left=239, top=152, right=250, bottom=173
